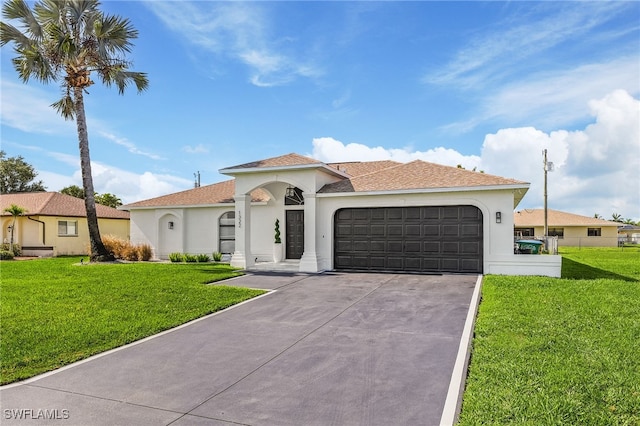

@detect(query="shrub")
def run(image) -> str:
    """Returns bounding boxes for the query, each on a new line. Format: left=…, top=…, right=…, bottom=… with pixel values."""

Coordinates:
left=183, top=253, right=198, bottom=263
left=0, top=250, right=14, bottom=260
left=1, top=243, right=21, bottom=257
left=212, top=251, right=223, bottom=262
left=102, top=235, right=154, bottom=261
left=102, top=235, right=128, bottom=258
left=137, top=244, right=153, bottom=261
left=196, top=253, right=211, bottom=262
left=122, top=246, right=139, bottom=261
left=169, top=252, right=183, bottom=263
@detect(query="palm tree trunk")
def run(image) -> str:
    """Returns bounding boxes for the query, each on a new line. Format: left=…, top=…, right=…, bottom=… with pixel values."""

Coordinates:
left=73, top=87, right=114, bottom=262
left=9, top=216, right=16, bottom=254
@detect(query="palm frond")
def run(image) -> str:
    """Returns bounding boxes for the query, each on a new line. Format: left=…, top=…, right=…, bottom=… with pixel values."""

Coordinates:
left=94, top=14, right=136, bottom=56
left=0, top=21, right=30, bottom=48
left=51, top=95, right=75, bottom=120
left=100, top=66, right=148, bottom=95
left=11, top=45, right=56, bottom=84
left=2, top=0, right=43, bottom=40
left=34, top=0, right=65, bottom=30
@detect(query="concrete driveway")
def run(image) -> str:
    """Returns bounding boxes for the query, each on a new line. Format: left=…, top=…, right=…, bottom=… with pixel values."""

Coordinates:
left=0, top=272, right=481, bottom=426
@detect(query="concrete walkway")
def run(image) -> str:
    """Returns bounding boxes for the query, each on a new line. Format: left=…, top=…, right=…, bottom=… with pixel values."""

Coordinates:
left=0, top=272, right=481, bottom=426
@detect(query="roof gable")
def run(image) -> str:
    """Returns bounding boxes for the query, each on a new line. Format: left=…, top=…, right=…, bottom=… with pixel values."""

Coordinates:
left=222, top=153, right=322, bottom=171
left=0, top=192, right=130, bottom=219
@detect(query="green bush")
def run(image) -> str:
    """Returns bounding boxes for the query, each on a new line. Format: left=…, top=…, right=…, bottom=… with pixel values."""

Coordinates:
left=212, top=251, right=223, bottom=262
left=196, top=253, right=211, bottom=262
left=183, top=253, right=198, bottom=263
left=0, top=250, right=14, bottom=260
left=1, top=243, right=21, bottom=257
left=168, top=252, right=183, bottom=263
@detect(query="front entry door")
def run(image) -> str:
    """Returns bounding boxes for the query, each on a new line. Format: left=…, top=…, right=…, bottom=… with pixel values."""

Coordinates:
left=286, top=210, right=304, bottom=259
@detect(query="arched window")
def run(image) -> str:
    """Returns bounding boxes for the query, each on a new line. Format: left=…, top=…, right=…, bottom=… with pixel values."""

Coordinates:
left=219, top=211, right=235, bottom=254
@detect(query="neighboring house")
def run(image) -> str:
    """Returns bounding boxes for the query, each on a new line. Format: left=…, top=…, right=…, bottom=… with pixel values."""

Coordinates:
left=1, top=192, right=130, bottom=256
left=617, top=224, right=640, bottom=245
left=514, top=209, right=621, bottom=247
left=123, top=153, right=562, bottom=277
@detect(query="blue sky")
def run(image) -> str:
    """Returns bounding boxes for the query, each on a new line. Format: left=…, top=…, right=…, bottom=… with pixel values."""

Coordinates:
left=2, top=1, right=639, bottom=220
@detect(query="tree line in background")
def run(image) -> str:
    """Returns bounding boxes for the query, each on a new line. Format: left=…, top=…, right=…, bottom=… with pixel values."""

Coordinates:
left=0, top=151, right=122, bottom=208
left=594, top=213, right=639, bottom=226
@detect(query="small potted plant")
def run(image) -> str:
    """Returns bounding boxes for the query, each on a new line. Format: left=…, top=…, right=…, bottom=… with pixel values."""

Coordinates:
left=273, top=219, right=283, bottom=263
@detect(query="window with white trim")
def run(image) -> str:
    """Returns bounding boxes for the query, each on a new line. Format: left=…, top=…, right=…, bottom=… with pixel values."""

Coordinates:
left=58, top=220, right=78, bottom=236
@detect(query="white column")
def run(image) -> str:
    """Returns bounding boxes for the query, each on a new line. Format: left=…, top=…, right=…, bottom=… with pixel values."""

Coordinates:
left=230, top=194, right=254, bottom=269
left=299, top=192, right=319, bottom=272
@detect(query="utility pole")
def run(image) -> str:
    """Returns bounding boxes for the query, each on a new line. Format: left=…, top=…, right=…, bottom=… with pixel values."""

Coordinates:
left=543, top=149, right=553, bottom=243
left=194, top=171, right=201, bottom=188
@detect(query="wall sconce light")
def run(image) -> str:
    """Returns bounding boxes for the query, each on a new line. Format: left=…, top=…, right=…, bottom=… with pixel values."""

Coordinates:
left=285, top=186, right=296, bottom=197
left=168, top=221, right=174, bottom=230
left=495, top=212, right=502, bottom=224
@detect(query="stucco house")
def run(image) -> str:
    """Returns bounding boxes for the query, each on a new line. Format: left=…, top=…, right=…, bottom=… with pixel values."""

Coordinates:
left=1, top=192, right=130, bottom=257
left=514, top=209, right=621, bottom=247
left=123, top=153, right=561, bottom=277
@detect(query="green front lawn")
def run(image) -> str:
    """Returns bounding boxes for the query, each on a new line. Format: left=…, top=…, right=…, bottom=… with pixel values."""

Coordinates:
left=0, top=257, right=263, bottom=385
left=458, top=247, right=640, bottom=425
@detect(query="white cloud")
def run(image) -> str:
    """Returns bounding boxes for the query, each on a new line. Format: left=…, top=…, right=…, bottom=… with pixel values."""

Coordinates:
left=28, top=148, right=192, bottom=204
left=310, top=137, right=481, bottom=169
left=70, top=161, right=193, bottom=204
left=182, top=144, right=210, bottom=154
left=144, top=1, right=322, bottom=87
left=444, top=56, right=640, bottom=133
left=425, top=2, right=631, bottom=90
left=310, top=90, right=640, bottom=221
left=0, top=79, right=75, bottom=135
left=479, top=90, right=639, bottom=220
left=98, top=131, right=164, bottom=160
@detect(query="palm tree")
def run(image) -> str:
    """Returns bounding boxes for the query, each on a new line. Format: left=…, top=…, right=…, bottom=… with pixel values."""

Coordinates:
left=3, top=203, right=26, bottom=254
left=612, top=213, right=623, bottom=223
left=1, top=0, right=148, bottom=261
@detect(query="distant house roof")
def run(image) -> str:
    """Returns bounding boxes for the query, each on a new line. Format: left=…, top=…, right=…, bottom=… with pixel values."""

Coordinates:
left=124, top=153, right=530, bottom=209
left=122, top=180, right=270, bottom=209
left=0, top=192, right=130, bottom=219
left=514, top=209, right=620, bottom=227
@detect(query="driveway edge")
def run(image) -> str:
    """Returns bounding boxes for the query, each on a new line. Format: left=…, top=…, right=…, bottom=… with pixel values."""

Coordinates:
left=439, top=274, right=483, bottom=426
left=0, top=290, right=275, bottom=390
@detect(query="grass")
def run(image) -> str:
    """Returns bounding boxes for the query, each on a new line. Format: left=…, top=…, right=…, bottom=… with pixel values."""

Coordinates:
left=458, top=247, right=640, bottom=425
left=0, top=257, right=264, bottom=385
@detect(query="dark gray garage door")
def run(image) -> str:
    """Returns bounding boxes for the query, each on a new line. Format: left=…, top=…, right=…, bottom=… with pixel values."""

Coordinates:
left=334, top=206, right=483, bottom=273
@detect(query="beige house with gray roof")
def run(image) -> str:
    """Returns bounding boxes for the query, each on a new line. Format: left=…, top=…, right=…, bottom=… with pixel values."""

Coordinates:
left=123, top=153, right=562, bottom=277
